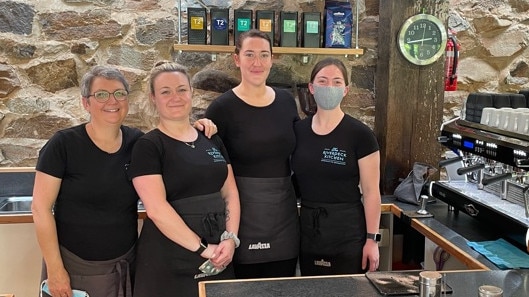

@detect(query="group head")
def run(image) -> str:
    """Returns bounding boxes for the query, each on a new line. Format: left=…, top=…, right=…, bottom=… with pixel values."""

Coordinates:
left=148, top=61, right=194, bottom=122
left=234, top=29, right=274, bottom=85
left=80, top=65, right=130, bottom=125
left=81, top=65, right=130, bottom=102
left=309, top=57, right=350, bottom=111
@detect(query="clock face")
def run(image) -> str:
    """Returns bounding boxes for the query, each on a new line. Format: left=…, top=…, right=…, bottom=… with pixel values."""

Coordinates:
left=398, top=14, right=448, bottom=65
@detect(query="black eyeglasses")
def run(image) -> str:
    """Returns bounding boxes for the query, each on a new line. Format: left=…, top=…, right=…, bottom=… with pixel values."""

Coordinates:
left=87, top=90, right=128, bottom=103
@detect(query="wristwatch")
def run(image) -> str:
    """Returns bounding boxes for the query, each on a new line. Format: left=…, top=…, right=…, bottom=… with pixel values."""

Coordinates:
left=220, top=231, right=240, bottom=248
left=194, top=237, right=208, bottom=254
left=367, top=232, right=382, bottom=242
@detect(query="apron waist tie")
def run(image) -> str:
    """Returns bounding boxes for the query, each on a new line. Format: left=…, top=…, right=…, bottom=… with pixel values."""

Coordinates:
left=202, top=212, right=223, bottom=237
left=115, top=259, right=131, bottom=297
left=310, top=207, right=328, bottom=237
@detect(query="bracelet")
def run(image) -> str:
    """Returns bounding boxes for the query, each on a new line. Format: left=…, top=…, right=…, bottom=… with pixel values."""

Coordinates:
left=220, top=231, right=240, bottom=248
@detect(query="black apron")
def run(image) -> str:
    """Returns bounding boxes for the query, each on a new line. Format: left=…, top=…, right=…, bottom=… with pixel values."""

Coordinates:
left=40, top=244, right=135, bottom=297
left=133, top=192, right=235, bottom=297
left=234, top=176, right=299, bottom=264
left=299, top=200, right=366, bottom=276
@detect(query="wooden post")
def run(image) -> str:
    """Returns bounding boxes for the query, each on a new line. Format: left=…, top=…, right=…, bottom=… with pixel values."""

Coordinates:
left=375, top=0, right=448, bottom=194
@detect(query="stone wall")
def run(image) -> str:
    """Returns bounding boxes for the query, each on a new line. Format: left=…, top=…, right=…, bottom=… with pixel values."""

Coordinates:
left=444, top=0, right=529, bottom=117
left=0, top=0, right=528, bottom=167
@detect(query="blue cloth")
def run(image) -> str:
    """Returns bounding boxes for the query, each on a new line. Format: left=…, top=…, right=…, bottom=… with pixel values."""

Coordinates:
left=467, top=238, right=529, bottom=269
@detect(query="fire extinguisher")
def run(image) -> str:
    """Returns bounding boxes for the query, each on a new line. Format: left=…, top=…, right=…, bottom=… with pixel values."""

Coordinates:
left=444, top=32, right=460, bottom=91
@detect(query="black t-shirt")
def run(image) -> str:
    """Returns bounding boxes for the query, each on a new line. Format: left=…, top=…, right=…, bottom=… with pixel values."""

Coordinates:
left=204, top=88, right=299, bottom=178
left=292, top=115, right=379, bottom=203
left=36, top=124, right=144, bottom=260
left=128, top=129, right=229, bottom=201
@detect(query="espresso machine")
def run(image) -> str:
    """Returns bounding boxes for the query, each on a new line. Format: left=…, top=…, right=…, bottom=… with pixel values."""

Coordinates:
left=430, top=105, right=529, bottom=253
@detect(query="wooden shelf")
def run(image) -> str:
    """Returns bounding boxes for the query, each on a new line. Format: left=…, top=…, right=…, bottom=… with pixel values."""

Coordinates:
left=173, top=44, right=363, bottom=56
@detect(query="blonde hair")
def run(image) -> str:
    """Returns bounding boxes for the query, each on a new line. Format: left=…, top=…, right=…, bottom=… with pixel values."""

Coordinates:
left=145, top=61, right=193, bottom=123
left=148, top=61, right=191, bottom=95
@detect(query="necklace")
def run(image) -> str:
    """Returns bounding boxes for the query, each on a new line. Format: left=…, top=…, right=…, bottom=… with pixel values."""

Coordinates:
left=157, top=123, right=197, bottom=149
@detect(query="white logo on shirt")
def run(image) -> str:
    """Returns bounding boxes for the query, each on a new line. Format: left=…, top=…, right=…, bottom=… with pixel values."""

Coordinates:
left=248, top=242, right=271, bottom=250
left=207, top=147, right=226, bottom=163
left=194, top=273, right=209, bottom=279
left=314, top=259, right=332, bottom=267
left=321, top=147, right=347, bottom=165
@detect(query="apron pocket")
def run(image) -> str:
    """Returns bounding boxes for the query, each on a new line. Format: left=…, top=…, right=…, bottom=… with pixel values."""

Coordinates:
left=70, top=271, right=119, bottom=297
left=300, top=201, right=365, bottom=255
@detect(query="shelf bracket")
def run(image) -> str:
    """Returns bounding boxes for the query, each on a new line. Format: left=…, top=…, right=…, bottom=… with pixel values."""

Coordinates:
left=355, top=0, right=360, bottom=58
left=177, top=0, right=182, bottom=44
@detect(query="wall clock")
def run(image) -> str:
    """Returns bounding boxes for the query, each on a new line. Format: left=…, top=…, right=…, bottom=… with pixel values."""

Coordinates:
left=397, top=14, right=448, bottom=66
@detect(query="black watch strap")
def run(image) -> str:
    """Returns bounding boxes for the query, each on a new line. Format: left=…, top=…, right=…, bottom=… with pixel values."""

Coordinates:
left=194, top=237, right=208, bottom=254
left=367, top=232, right=382, bottom=242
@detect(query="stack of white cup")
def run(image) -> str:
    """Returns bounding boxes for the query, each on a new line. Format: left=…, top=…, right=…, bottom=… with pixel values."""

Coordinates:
left=481, top=107, right=529, bottom=134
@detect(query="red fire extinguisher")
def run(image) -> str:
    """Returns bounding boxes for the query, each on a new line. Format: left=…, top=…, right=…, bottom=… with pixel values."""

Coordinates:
left=444, top=32, right=460, bottom=91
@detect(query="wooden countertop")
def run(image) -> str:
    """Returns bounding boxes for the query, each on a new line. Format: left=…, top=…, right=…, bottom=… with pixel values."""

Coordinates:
left=0, top=211, right=147, bottom=224
left=0, top=202, right=489, bottom=270
left=387, top=203, right=489, bottom=270
left=0, top=213, right=34, bottom=224
left=0, top=167, right=35, bottom=173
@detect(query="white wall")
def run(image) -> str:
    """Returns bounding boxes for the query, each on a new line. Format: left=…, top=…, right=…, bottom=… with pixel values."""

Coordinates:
left=0, top=220, right=145, bottom=297
left=0, top=223, right=42, bottom=297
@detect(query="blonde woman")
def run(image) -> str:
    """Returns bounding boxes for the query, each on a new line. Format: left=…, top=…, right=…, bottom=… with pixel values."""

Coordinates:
left=129, top=62, right=240, bottom=297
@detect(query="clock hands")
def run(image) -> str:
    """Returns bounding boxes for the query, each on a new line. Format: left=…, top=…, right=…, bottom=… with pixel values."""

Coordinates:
left=407, top=38, right=433, bottom=44
left=421, top=23, right=426, bottom=45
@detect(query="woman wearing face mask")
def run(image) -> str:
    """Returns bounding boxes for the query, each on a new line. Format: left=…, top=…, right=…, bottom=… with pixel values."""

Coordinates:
left=291, top=57, right=381, bottom=276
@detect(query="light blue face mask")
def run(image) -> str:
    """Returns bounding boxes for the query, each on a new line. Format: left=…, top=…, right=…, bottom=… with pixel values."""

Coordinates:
left=312, top=85, right=345, bottom=110
left=41, top=280, right=89, bottom=297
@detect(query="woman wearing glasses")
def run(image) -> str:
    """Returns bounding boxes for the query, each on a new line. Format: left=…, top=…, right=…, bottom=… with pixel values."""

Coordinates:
left=204, top=29, right=300, bottom=279
left=32, top=65, right=218, bottom=297
left=32, top=65, right=143, bottom=297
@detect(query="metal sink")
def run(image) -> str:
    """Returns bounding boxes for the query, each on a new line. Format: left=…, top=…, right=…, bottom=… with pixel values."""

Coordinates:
left=0, top=197, right=144, bottom=214
left=0, top=196, right=33, bottom=213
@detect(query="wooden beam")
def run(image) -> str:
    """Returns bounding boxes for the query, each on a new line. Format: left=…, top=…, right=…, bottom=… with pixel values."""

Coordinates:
left=375, top=0, right=448, bottom=194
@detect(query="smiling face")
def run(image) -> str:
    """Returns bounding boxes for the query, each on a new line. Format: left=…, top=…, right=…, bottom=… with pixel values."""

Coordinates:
left=234, top=36, right=272, bottom=87
left=150, top=71, right=193, bottom=122
left=83, top=77, right=129, bottom=126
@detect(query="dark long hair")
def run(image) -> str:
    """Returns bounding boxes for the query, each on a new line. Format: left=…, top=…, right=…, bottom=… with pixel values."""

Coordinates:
left=234, top=29, right=273, bottom=55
